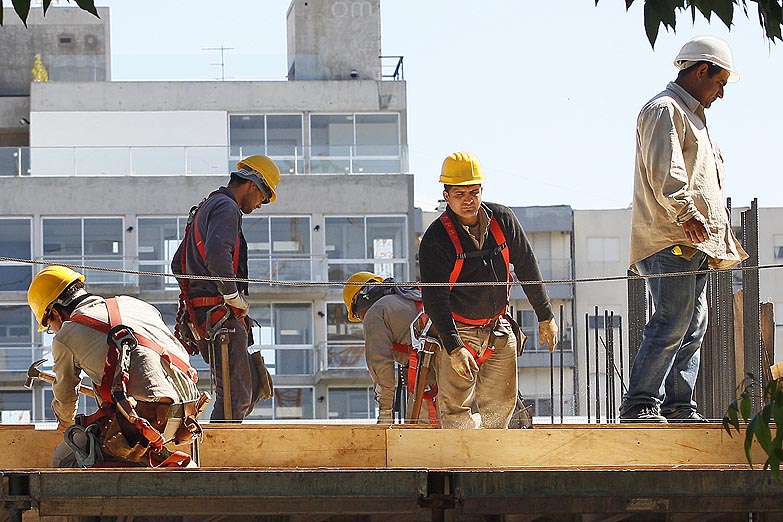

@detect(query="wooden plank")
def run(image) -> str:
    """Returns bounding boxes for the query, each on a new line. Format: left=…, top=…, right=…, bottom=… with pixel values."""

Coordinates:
left=197, top=424, right=388, bottom=468
left=0, top=424, right=766, bottom=471
left=386, top=425, right=764, bottom=468
left=0, top=426, right=62, bottom=468
left=733, top=290, right=745, bottom=389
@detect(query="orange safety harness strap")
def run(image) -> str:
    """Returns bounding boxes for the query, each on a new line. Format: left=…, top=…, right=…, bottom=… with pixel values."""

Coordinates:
left=438, top=211, right=511, bottom=327
left=175, top=192, right=240, bottom=344
left=70, top=298, right=196, bottom=467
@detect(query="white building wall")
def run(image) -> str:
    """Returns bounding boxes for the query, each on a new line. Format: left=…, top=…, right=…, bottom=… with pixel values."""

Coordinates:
left=758, top=208, right=783, bottom=363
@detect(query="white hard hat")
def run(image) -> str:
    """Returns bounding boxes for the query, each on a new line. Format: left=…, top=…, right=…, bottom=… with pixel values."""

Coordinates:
left=674, top=35, right=739, bottom=83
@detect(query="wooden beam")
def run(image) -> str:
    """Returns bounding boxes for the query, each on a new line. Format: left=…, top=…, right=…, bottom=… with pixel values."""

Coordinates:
left=0, top=424, right=765, bottom=470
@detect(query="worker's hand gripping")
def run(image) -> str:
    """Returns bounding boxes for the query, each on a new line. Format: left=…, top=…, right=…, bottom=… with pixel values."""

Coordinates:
left=538, top=318, right=559, bottom=352
left=223, top=291, right=250, bottom=319
left=450, top=346, right=479, bottom=381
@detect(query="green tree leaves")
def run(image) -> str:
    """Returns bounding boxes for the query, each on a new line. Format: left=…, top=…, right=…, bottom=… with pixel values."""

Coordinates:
left=596, top=0, right=783, bottom=47
left=0, top=0, right=99, bottom=26
left=724, top=375, right=783, bottom=480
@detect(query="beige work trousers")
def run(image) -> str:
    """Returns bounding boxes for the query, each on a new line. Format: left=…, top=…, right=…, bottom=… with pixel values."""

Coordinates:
left=435, top=319, right=518, bottom=429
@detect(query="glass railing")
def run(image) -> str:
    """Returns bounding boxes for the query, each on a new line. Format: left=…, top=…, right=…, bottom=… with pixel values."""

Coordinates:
left=320, top=341, right=368, bottom=371
left=0, top=145, right=410, bottom=177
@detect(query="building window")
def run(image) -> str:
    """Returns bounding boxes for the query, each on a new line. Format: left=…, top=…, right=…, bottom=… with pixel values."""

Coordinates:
left=42, top=217, right=125, bottom=284
left=328, top=387, right=375, bottom=419
left=244, top=216, right=312, bottom=282
left=245, top=387, right=314, bottom=420
left=310, top=113, right=401, bottom=174
left=0, top=304, right=32, bottom=372
left=0, top=391, right=32, bottom=423
left=587, top=313, right=622, bottom=330
left=229, top=114, right=304, bottom=174
left=325, top=302, right=366, bottom=370
left=325, top=215, right=407, bottom=281
left=138, top=217, right=187, bottom=291
left=586, top=237, right=620, bottom=263
left=774, top=235, right=783, bottom=259
left=40, top=389, right=92, bottom=423
left=0, top=218, right=32, bottom=291
left=250, top=303, right=314, bottom=376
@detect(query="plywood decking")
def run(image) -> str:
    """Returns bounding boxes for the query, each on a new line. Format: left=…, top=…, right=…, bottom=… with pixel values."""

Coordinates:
left=0, top=423, right=763, bottom=470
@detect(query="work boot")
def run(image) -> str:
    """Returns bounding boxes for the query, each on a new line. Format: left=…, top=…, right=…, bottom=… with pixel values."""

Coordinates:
left=619, top=404, right=668, bottom=424
left=664, top=409, right=709, bottom=423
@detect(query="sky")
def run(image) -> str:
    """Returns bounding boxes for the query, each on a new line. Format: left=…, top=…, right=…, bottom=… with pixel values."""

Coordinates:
left=94, top=0, right=783, bottom=212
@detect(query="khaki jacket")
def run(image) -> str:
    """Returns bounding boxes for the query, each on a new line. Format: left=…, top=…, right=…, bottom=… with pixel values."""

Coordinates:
left=630, top=82, right=747, bottom=270
left=51, top=295, right=200, bottom=426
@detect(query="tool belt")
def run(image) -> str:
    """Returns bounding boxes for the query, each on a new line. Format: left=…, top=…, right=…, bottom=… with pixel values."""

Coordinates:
left=70, top=394, right=207, bottom=468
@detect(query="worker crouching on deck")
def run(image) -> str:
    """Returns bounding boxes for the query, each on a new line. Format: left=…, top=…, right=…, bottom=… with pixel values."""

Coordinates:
left=344, top=272, right=438, bottom=424
left=418, top=152, right=558, bottom=429
left=28, top=266, right=205, bottom=468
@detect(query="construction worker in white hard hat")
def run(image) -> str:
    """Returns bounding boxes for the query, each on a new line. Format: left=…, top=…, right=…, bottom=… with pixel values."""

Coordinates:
left=27, top=265, right=204, bottom=468
left=418, top=152, right=558, bottom=429
left=172, top=155, right=280, bottom=423
left=620, top=36, right=747, bottom=423
left=343, top=272, right=437, bottom=424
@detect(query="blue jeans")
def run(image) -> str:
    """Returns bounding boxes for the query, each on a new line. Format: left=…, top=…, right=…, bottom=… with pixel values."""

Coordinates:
left=620, top=247, right=709, bottom=416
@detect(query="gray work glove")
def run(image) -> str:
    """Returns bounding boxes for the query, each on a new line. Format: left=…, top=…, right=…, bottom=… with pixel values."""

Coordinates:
left=450, top=346, right=479, bottom=381
left=538, top=318, right=559, bottom=352
left=223, top=291, right=250, bottom=319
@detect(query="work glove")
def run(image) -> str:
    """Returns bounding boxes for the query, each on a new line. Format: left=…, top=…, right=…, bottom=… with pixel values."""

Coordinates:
left=450, top=346, right=479, bottom=381
left=223, top=291, right=250, bottom=319
left=538, top=318, right=559, bottom=352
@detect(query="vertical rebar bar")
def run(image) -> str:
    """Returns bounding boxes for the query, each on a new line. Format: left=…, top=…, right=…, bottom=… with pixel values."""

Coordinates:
left=559, top=304, right=565, bottom=422
left=594, top=306, right=601, bottom=423
left=585, top=313, right=591, bottom=423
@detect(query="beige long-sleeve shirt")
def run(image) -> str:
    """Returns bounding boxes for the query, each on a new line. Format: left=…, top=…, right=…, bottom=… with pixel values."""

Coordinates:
left=630, top=81, right=747, bottom=270
left=51, top=295, right=200, bottom=426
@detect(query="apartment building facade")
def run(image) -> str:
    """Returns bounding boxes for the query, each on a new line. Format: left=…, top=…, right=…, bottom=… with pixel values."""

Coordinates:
left=0, top=0, right=416, bottom=423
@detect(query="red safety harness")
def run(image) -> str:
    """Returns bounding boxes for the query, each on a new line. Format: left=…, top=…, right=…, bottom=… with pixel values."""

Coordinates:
left=175, top=193, right=241, bottom=351
left=389, top=300, right=438, bottom=424
left=69, top=298, right=200, bottom=468
left=438, top=211, right=512, bottom=365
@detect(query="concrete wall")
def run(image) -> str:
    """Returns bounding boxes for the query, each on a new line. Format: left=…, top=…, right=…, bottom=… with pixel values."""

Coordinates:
left=0, top=6, right=110, bottom=96
left=30, top=80, right=406, bottom=113
left=758, top=207, right=783, bottom=363
left=287, top=0, right=381, bottom=81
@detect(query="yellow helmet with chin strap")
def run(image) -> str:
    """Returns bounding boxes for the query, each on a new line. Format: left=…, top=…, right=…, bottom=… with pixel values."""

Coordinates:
left=236, top=155, right=281, bottom=203
left=439, top=151, right=485, bottom=186
left=27, top=265, right=85, bottom=332
left=343, top=271, right=384, bottom=322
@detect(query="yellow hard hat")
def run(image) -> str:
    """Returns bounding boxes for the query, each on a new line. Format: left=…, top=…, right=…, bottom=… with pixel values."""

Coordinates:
left=343, top=271, right=384, bottom=322
left=236, top=155, right=281, bottom=203
left=439, top=151, right=485, bottom=186
left=27, top=265, right=85, bottom=332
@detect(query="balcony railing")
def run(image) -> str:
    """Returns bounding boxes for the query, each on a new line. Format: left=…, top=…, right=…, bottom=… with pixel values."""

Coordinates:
left=0, top=145, right=410, bottom=177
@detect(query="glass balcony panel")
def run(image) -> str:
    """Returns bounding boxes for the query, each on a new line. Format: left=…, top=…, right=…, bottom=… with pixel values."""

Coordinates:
left=310, top=158, right=350, bottom=174
left=131, top=147, right=185, bottom=176
left=327, top=263, right=373, bottom=282
left=31, top=147, right=76, bottom=176
left=0, top=147, right=21, bottom=176
left=271, top=258, right=311, bottom=281
left=327, top=343, right=366, bottom=370
left=82, top=258, right=127, bottom=285
left=186, top=146, right=227, bottom=175
left=0, top=347, right=32, bottom=372
left=351, top=159, right=403, bottom=174
left=74, top=147, right=128, bottom=176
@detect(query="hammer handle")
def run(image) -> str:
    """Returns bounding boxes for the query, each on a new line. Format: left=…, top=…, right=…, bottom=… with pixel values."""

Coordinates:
left=36, top=370, right=97, bottom=399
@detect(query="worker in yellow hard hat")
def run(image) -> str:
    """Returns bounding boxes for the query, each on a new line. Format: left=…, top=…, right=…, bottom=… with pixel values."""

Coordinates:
left=27, top=265, right=203, bottom=468
left=171, top=154, right=280, bottom=423
left=343, top=272, right=437, bottom=424
left=418, top=151, right=558, bottom=429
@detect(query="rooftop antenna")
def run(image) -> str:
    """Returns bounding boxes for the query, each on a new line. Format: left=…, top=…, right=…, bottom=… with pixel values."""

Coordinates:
left=203, top=46, right=234, bottom=81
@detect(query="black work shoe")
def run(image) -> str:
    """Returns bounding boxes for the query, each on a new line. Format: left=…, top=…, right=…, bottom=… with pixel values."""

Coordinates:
left=664, top=409, right=709, bottom=423
left=619, top=404, right=668, bottom=424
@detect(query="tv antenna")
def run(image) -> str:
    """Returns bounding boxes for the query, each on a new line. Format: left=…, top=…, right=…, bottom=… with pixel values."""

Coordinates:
left=203, top=46, right=234, bottom=81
